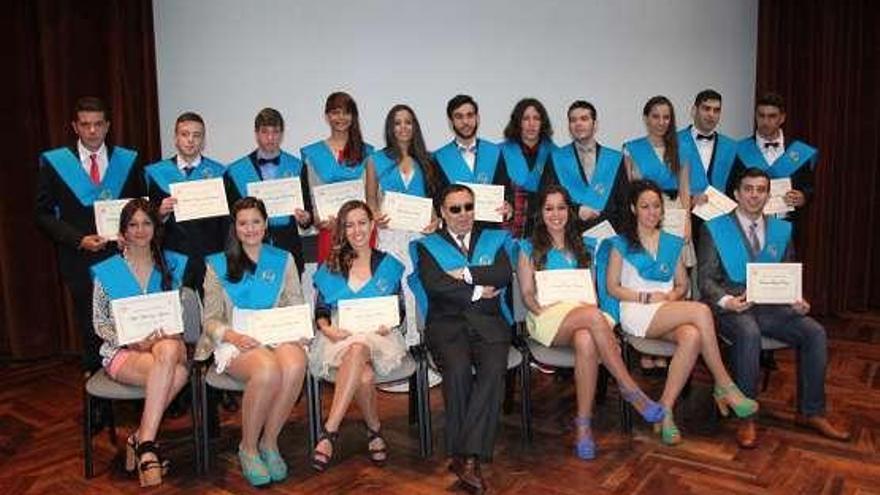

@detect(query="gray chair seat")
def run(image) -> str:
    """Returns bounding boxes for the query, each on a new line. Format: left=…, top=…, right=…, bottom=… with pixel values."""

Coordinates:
left=86, top=369, right=145, bottom=400
left=205, top=367, right=245, bottom=392
left=624, top=335, right=677, bottom=357
left=527, top=339, right=575, bottom=368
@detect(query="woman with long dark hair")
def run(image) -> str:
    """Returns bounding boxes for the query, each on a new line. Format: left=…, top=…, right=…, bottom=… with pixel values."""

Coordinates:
left=90, top=198, right=189, bottom=487
left=301, top=92, right=375, bottom=262
left=310, top=200, right=407, bottom=471
left=517, top=185, right=663, bottom=460
left=198, top=197, right=308, bottom=487
left=365, top=104, right=440, bottom=347
left=599, top=180, right=757, bottom=445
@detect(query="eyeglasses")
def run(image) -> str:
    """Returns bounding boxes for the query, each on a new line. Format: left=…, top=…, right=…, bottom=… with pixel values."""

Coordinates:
left=447, top=203, right=475, bottom=214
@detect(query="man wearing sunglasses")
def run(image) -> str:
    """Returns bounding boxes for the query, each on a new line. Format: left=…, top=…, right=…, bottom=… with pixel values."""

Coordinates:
left=409, top=184, right=514, bottom=494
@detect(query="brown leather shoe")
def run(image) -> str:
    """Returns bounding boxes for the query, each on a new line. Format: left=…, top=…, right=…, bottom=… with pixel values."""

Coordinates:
left=736, top=419, right=758, bottom=449
left=795, top=415, right=851, bottom=441
left=456, top=457, right=486, bottom=494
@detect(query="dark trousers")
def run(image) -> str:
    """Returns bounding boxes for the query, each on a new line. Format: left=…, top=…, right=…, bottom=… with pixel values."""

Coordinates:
left=716, top=304, right=827, bottom=416
left=430, top=324, right=509, bottom=460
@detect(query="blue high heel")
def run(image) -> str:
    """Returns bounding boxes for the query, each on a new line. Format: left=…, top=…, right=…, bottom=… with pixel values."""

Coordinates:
left=573, top=416, right=596, bottom=460
left=259, top=447, right=288, bottom=482
left=622, top=387, right=665, bottom=423
left=238, top=446, right=271, bottom=487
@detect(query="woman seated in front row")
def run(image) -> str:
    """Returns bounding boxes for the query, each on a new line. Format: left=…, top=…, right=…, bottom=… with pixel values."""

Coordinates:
left=198, top=197, right=308, bottom=487
left=601, top=179, right=757, bottom=445
left=310, top=199, right=408, bottom=471
left=91, top=198, right=189, bottom=487
left=517, top=185, right=664, bottom=460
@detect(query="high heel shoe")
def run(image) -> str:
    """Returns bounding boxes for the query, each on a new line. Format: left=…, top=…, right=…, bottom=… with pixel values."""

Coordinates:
left=573, top=416, right=596, bottom=460
left=713, top=382, right=759, bottom=418
left=653, top=408, right=681, bottom=446
left=365, top=424, right=388, bottom=466
left=259, top=447, right=288, bottom=482
left=621, top=387, right=665, bottom=423
left=125, top=433, right=138, bottom=473
left=135, top=441, right=165, bottom=487
left=238, top=446, right=271, bottom=487
left=311, top=430, right=339, bottom=473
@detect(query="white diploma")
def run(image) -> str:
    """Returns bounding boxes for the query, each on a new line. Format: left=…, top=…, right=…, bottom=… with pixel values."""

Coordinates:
left=312, top=180, right=364, bottom=222
left=534, top=269, right=597, bottom=307
left=111, top=290, right=183, bottom=346
left=170, top=178, right=229, bottom=222
left=382, top=191, right=434, bottom=233
left=662, top=208, right=688, bottom=237
left=459, top=182, right=505, bottom=223
left=94, top=198, right=141, bottom=240
left=692, top=186, right=737, bottom=221
left=583, top=220, right=617, bottom=242
left=337, top=295, right=400, bottom=334
left=242, top=304, right=314, bottom=345
left=247, top=177, right=305, bottom=218
left=764, top=178, right=795, bottom=215
left=746, top=263, right=802, bottom=304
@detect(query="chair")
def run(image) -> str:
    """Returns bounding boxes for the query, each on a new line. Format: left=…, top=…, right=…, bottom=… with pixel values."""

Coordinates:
left=83, top=287, right=203, bottom=478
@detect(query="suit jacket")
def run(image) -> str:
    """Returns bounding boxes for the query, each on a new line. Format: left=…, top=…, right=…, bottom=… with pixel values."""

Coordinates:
left=697, top=213, right=795, bottom=311
left=417, top=226, right=513, bottom=346
left=35, top=144, right=143, bottom=282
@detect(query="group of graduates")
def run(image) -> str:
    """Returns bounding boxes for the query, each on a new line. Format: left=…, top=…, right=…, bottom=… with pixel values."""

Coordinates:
left=36, top=89, right=850, bottom=492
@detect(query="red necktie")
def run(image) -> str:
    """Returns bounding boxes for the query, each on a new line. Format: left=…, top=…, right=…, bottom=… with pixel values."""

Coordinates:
left=89, top=153, right=101, bottom=185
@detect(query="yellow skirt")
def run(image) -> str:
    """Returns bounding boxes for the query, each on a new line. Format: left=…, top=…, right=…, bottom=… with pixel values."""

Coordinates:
left=526, top=303, right=618, bottom=347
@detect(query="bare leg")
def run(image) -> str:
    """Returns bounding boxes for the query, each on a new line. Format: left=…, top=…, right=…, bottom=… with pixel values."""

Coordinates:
left=352, top=365, right=387, bottom=461
left=226, top=348, right=281, bottom=455
left=569, top=329, right=598, bottom=440
left=259, top=343, right=308, bottom=452
left=315, top=343, right=370, bottom=459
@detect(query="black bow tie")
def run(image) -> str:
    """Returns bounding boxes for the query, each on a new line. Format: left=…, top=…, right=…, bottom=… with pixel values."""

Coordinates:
left=696, top=133, right=715, bottom=141
left=257, top=156, right=280, bottom=166
left=763, top=141, right=780, bottom=149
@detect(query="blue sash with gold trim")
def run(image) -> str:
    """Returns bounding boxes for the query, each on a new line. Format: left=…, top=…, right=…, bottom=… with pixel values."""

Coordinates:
left=313, top=253, right=403, bottom=307
left=206, top=244, right=288, bottom=309
left=705, top=214, right=791, bottom=284
left=433, top=139, right=501, bottom=184
left=43, top=146, right=137, bottom=206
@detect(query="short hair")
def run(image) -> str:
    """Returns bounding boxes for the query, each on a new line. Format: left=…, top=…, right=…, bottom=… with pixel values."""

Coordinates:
left=446, top=94, right=478, bottom=119
left=756, top=91, right=786, bottom=112
left=567, top=100, right=597, bottom=121
left=734, top=167, right=771, bottom=190
left=175, top=111, right=205, bottom=131
left=73, top=96, right=108, bottom=120
left=254, top=107, right=284, bottom=131
left=439, top=183, right=474, bottom=204
left=694, top=89, right=722, bottom=107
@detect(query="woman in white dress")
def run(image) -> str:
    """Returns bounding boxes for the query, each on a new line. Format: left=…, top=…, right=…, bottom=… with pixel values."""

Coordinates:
left=603, top=180, right=757, bottom=445
left=310, top=200, right=408, bottom=470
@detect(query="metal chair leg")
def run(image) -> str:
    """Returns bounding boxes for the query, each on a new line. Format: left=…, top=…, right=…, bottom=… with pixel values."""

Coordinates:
left=200, top=368, right=211, bottom=473
left=620, top=335, right=634, bottom=433
left=307, top=372, right=322, bottom=457
left=83, top=391, right=94, bottom=479
left=519, top=351, right=533, bottom=445
left=189, top=365, right=202, bottom=475
left=416, top=355, right=433, bottom=458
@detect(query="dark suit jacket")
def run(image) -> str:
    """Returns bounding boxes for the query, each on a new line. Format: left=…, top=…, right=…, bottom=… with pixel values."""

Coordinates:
left=418, top=227, right=513, bottom=346
left=697, top=213, right=795, bottom=311
left=35, top=145, right=143, bottom=282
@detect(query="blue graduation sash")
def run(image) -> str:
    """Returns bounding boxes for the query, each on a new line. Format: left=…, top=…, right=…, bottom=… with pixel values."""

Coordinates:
left=145, top=157, right=226, bottom=195
left=433, top=139, right=501, bottom=184
left=500, top=139, right=554, bottom=192
left=372, top=149, right=428, bottom=197
left=677, top=128, right=738, bottom=194
left=519, top=238, right=593, bottom=270
left=313, top=253, right=404, bottom=307
left=736, top=138, right=818, bottom=179
left=227, top=151, right=304, bottom=227
left=91, top=250, right=187, bottom=299
left=300, top=141, right=374, bottom=183
left=705, top=214, right=791, bottom=284
left=205, top=244, right=288, bottom=309
left=551, top=143, right=622, bottom=211
left=594, top=233, right=683, bottom=321
left=42, top=146, right=137, bottom=206
left=408, top=229, right=513, bottom=324
left=625, top=137, right=678, bottom=191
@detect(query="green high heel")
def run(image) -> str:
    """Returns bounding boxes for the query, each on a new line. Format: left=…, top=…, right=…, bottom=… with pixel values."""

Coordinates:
left=654, top=408, right=681, bottom=445
left=259, top=447, right=288, bottom=482
left=713, top=382, right=759, bottom=419
left=238, top=446, right=271, bottom=487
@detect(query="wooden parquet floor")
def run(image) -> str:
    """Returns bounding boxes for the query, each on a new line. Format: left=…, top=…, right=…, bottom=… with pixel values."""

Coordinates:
left=1, top=316, right=879, bottom=494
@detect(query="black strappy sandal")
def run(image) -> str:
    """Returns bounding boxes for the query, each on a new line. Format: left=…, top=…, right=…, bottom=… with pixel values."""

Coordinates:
left=135, top=440, right=166, bottom=487
left=311, top=430, right=339, bottom=472
left=365, top=424, right=388, bottom=467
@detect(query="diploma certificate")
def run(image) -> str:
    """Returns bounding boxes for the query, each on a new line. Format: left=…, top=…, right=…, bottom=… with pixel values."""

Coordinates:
left=662, top=208, right=688, bottom=237
left=458, top=182, right=504, bottom=223
left=337, top=295, right=400, bottom=334
left=382, top=191, right=433, bottom=233
left=111, top=290, right=183, bottom=346
left=312, top=180, right=364, bottom=222
left=692, top=186, right=737, bottom=221
left=244, top=304, right=314, bottom=345
left=746, top=263, right=802, bottom=304
left=764, top=178, right=795, bottom=216
left=94, top=198, right=142, bottom=240
left=583, top=220, right=617, bottom=242
left=247, top=178, right=305, bottom=218
left=170, top=178, right=230, bottom=221
left=535, top=269, right=597, bottom=307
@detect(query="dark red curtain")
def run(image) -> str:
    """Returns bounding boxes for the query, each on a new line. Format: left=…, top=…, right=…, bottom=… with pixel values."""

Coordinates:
left=0, top=0, right=160, bottom=359
left=757, top=0, right=880, bottom=315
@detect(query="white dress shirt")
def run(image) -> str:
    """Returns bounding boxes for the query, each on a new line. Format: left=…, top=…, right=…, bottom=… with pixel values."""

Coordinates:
left=456, top=139, right=477, bottom=172
left=448, top=229, right=485, bottom=301
left=78, top=140, right=108, bottom=182
left=176, top=154, right=202, bottom=173
left=717, top=210, right=766, bottom=308
left=756, top=130, right=785, bottom=165
left=690, top=126, right=716, bottom=172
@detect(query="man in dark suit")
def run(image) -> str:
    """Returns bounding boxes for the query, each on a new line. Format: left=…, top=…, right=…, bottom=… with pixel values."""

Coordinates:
left=698, top=167, right=849, bottom=448
left=413, top=184, right=512, bottom=494
left=35, top=96, right=142, bottom=372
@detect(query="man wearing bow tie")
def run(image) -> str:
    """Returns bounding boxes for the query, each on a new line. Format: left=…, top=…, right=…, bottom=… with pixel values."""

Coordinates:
left=225, top=108, right=313, bottom=276
left=729, top=92, right=817, bottom=230
left=678, top=90, right=740, bottom=204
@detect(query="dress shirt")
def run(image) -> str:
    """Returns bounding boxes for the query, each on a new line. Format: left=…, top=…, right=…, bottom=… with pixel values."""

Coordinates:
left=574, top=139, right=597, bottom=182
left=756, top=130, right=785, bottom=165
left=176, top=154, right=202, bottom=174
left=448, top=229, right=484, bottom=301
left=717, top=210, right=766, bottom=308
left=456, top=139, right=477, bottom=172
left=78, top=140, right=108, bottom=182
left=690, top=126, right=716, bottom=172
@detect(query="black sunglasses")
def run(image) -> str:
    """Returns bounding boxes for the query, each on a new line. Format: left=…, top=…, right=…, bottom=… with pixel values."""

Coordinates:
left=447, top=203, right=475, bottom=214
